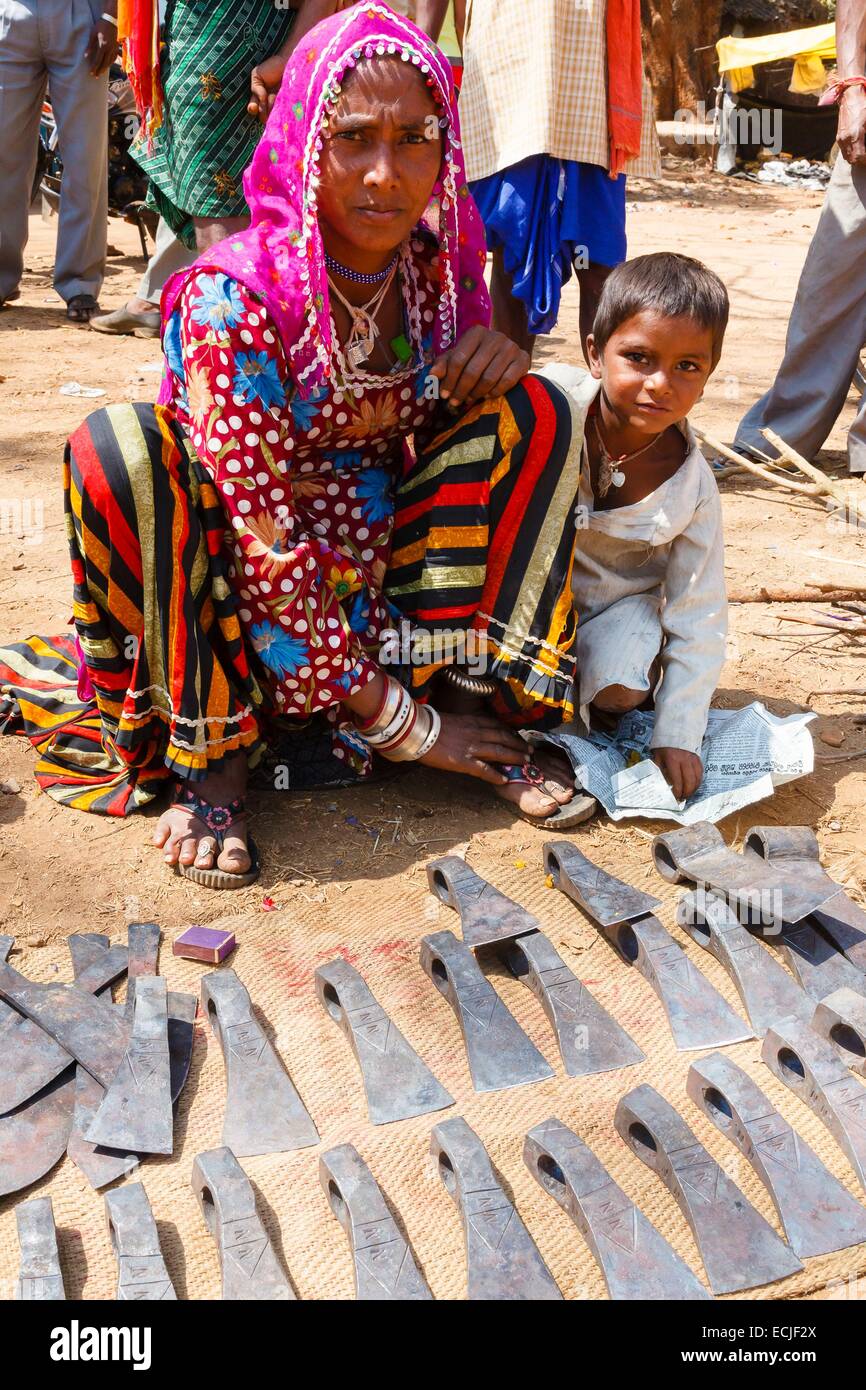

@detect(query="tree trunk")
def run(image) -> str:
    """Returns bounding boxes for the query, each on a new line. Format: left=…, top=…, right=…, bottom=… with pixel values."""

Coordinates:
left=641, top=0, right=725, bottom=119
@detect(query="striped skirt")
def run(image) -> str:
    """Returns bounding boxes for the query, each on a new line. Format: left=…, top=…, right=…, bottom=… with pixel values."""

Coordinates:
left=0, top=377, right=580, bottom=815
left=388, top=374, right=579, bottom=722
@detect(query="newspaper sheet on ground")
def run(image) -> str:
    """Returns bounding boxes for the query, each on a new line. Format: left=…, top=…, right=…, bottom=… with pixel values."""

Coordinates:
left=528, top=701, right=815, bottom=825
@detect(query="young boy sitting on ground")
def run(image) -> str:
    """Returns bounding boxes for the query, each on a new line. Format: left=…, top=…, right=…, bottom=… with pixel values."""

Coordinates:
left=569, top=251, right=730, bottom=803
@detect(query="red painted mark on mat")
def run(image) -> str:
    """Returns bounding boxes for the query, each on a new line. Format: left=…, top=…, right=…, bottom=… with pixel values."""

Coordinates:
left=259, top=945, right=311, bottom=995
left=260, top=942, right=362, bottom=995
left=371, top=939, right=414, bottom=963
left=318, top=945, right=361, bottom=970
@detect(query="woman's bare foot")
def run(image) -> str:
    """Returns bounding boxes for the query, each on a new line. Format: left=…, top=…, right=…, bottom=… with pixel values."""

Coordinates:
left=494, top=748, right=576, bottom=820
left=153, top=757, right=251, bottom=876
left=429, top=678, right=577, bottom=821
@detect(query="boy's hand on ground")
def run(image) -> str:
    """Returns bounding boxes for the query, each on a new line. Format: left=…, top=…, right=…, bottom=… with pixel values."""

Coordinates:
left=420, top=711, right=527, bottom=784
left=429, top=327, right=530, bottom=410
left=652, top=747, right=703, bottom=802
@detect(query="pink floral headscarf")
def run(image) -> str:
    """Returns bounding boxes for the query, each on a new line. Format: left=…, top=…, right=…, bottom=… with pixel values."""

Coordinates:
left=161, top=2, right=491, bottom=400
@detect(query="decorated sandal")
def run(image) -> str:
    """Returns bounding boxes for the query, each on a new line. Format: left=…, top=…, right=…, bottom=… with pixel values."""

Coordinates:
left=501, top=761, right=598, bottom=830
left=171, top=783, right=260, bottom=891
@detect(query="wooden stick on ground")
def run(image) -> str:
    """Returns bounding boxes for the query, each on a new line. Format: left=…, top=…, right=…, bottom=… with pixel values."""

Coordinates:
left=816, top=747, right=866, bottom=763
left=805, top=551, right=866, bottom=572
left=784, top=632, right=840, bottom=662
left=727, top=586, right=866, bottom=603
left=696, top=429, right=866, bottom=529
left=762, top=428, right=866, bottom=528
left=816, top=579, right=866, bottom=596
left=694, top=430, right=819, bottom=495
left=777, top=613, right=866, bottom=634
left=809, top=686, right=866, bottom=698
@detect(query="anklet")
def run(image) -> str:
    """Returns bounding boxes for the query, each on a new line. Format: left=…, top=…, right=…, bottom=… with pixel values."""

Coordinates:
left=443, top=665, right=498, bottom=697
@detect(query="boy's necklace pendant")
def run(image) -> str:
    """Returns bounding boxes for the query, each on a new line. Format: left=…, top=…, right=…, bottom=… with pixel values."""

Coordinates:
left=593, top=417, right=657, bottom=497
left=601, top=463, right=627, bottom=493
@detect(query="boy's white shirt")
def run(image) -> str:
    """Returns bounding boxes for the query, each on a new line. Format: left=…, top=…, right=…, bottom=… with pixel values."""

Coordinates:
left=536, top=364, right=728, bottom=757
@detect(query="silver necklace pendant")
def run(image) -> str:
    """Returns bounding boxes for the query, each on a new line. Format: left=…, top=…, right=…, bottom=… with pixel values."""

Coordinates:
left=610, top=468, right=626, bottom=488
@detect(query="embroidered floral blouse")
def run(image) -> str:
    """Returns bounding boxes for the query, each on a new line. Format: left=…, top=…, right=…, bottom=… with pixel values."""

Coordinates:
left=162, top=237, right=441, bottom=742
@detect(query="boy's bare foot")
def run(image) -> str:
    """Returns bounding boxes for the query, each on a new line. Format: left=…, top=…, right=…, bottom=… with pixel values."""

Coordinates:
left=153, top=757, right=251, bottom=876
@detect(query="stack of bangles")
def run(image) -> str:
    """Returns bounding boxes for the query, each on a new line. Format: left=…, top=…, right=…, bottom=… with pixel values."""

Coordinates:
left=354, top=674, right=441, bottom=761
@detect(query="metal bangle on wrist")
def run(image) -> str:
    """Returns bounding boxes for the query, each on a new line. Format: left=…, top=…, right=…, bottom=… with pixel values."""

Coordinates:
left=380, top=703, right=441, bottom=761
left=353, top=674, right=441, bottom=762
left=361, top=684, right=412, bottom=746
left=413, top=705, right=442, bottom=759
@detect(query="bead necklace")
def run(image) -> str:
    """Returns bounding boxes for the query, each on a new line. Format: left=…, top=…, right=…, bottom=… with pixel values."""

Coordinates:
left=592, top=416, right=661, bottom=497
left=325, top=250, right=399, bottom=285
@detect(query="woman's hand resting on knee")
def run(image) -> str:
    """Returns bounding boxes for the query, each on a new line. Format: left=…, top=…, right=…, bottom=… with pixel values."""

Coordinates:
left=429, top=326, right=530, bottom=412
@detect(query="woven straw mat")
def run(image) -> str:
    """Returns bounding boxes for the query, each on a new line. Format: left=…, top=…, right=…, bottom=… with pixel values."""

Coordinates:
left=0, top=835, right=863, bottom=1301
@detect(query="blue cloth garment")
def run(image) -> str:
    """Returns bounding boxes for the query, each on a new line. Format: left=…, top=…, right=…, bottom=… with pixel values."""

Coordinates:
left=470, top=156, right=627, bottom=335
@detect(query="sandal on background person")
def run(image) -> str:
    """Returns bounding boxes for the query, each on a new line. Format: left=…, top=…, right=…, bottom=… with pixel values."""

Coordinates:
left=66, top=294, right=101, bottom=324
left=90, top=303, right=161, bottom=337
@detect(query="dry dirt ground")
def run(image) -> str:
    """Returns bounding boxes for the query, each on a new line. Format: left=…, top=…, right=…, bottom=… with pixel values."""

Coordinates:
left=2, top=166, right=863, bottom=944
left=1, top=164, right=865, bottom=1302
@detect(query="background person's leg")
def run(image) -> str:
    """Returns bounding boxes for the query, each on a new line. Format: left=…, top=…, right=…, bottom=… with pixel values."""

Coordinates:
left=42, top=0, right=108, bottom=307
left=846, top=380, right=866, bottom=477
left=137, top=216, right=197, bottom=303
left=735, top=157, right=866, bottom=470
left=576, top=261, right=613, bottom=359
left=0, top=0, right=46, bottom=304
left=91, top=215, right=197, bottom=335
left=490, top=245, right=534, bottom=356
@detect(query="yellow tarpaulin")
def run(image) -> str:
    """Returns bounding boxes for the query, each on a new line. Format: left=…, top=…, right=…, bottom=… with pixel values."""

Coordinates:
left=440, top=3, right=461, bottom=59
left=717, top=22, right=835, bottom=94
